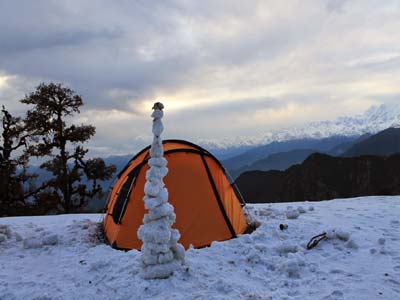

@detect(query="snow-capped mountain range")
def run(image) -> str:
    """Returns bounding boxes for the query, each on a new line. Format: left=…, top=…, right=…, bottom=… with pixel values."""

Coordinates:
left=200, top=102, right=400, bottom=150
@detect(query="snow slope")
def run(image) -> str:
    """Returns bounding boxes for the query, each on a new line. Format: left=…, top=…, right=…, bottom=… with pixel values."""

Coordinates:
left=201, top=102, right=400, bottom=149
left=1, top=196, right=400, bottom=300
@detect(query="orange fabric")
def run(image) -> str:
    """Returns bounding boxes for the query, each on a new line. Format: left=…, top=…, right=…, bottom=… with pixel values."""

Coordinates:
left=103, top=140, right=248, bottom=250
left=206, top=157, right=248, bottom=234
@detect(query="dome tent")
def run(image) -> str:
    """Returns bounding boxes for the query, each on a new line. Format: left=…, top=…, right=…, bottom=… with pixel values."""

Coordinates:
left=103, top=139, right=249, bottom=250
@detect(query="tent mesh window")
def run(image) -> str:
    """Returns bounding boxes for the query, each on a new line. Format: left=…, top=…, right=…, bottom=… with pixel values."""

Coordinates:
left=112, top=167, right=140, bottom=224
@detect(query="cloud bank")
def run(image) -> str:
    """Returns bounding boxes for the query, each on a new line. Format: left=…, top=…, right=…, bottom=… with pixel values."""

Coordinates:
left=0, top=0, right=399, bottom=155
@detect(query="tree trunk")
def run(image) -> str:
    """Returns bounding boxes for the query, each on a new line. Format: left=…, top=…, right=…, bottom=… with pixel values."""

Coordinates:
left=1, top=128, right=12, bottom=208
left=57, top=112, right=70, bottom=213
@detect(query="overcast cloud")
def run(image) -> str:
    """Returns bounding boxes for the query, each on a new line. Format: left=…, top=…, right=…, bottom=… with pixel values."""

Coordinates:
left=0, top=0, right=399, bottom=156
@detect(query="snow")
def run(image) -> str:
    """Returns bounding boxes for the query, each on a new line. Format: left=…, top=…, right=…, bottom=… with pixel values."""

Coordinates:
left=297, top=206, right=306, bottom=214
left=335, top=229, right=350, bottom=242
left=1, top=196, right=400, bottom=299
left=286, top=208, right=300, bottom=219
left=199, top=102, right=400, bottom=149
left=137, top=105, right=185, bottom=279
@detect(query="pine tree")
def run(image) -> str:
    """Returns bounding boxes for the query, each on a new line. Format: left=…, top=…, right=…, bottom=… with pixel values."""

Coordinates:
left=0, top=106, right=43, bottom=215
left=0, top=106, right=27, bottom=215
left=21, top=83, right=115, bottom=213
left=137, top=102, right=185, bottom=279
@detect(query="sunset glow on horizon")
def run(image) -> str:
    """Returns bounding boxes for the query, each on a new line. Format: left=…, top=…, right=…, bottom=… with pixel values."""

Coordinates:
left=1, top=0, right=399, bottom=155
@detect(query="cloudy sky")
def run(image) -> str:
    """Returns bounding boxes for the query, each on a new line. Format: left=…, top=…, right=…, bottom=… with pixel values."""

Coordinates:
left=1, top=0, right=399, bottom=156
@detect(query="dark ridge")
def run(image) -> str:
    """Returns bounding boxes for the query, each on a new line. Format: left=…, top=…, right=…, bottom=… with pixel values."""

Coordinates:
left=230, top=148, right=316, bottom=179
left=236, top=153, right=400, bottom=203
left=343, top=127, right=400, bottom=157
left=222, top=135, right=359, bottom=171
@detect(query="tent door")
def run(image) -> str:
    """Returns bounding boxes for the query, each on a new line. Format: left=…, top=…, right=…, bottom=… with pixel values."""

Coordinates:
left=112, top=166, right=140, bottom=224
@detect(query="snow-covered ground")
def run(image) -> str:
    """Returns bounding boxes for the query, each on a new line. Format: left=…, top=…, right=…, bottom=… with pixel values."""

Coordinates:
left=1, top=196, right=400, bottom=300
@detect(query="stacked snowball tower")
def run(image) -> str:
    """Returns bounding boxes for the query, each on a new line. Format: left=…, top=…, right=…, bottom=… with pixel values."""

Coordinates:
left=137, top=102, right=185, bottom=279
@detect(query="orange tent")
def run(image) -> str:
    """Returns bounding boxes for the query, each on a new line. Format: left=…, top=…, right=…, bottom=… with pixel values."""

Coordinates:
left=103, top=139, right=249, bottom=250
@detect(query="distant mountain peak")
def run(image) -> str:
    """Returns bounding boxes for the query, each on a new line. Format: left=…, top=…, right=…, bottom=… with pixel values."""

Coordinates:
left=201, top=102, right=400, bottom=150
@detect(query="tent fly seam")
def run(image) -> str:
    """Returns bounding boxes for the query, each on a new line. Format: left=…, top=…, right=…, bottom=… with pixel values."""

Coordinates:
left=200, top=154, right=237, bottom=238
